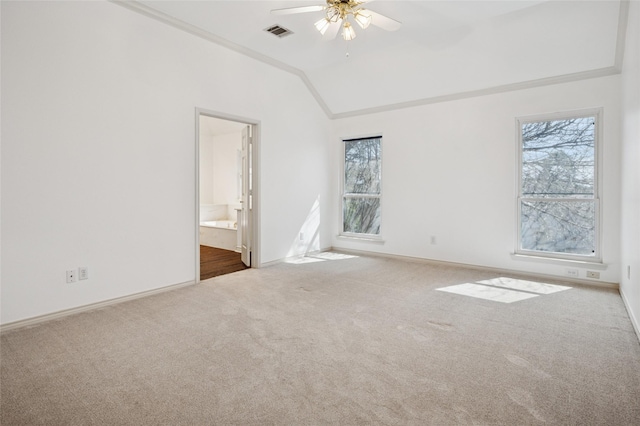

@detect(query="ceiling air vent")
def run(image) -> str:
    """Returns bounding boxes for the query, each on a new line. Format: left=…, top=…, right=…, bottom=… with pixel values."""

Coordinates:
left=264, top=25, right=294, bottom=38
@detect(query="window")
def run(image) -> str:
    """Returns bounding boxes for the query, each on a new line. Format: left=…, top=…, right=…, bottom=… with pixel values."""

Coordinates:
left=517, top=110, right=600, bottom=261
left=342, top=136, right=382, bottom=237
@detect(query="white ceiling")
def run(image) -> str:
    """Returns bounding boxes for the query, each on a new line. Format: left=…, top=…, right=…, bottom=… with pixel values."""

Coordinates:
left=128, top=0, right=625, bottom=117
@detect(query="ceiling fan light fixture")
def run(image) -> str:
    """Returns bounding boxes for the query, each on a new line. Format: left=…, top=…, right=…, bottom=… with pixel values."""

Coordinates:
left=354, top=9, right=371, bottom=29
left=326, top=7, right=340, bottom=23
left=342, top=21, right=356, bottom=41
left=314, top=18, right=331, bottom=35
left=270, top=0, right=402, bottom=44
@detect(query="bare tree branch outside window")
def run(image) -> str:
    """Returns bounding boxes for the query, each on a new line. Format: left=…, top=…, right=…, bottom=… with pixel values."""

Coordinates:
left=520, top=116, right=596, bottom=256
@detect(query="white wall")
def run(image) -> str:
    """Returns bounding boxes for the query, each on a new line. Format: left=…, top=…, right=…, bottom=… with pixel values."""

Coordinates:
left=199, top=133, right=215, bottom=205
left=620, top=0, right=640, bottom=335
left=212, top=132, right=241, bottom=206
left=0, top=1, right=332, bottom=324
left=331, top=76, right=622, bottom=284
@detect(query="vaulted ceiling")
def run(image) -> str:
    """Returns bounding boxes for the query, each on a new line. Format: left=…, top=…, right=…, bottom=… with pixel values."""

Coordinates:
left=120, top=1, right=627, bottom=118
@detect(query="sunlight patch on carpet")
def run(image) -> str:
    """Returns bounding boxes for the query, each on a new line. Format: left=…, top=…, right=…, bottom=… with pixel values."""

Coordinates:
left=285, top=256, right=326, bottom=264
left=477, top=278, right=571, bottom=294
left=437, top=277, right=572, bottom=303
left=285, top=252, right=359, bottom=264
left=437, top=283, right=539, bottom=303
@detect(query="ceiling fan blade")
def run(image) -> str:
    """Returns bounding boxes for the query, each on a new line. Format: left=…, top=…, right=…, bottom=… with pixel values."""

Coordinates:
left=271, top=5, right=325, bottom=15
left=368, top=10, right=402, bottom=31
left=322, top=19, right=342, bottom=40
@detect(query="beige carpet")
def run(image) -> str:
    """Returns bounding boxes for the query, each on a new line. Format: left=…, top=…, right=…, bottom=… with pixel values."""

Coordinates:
left=2, top=253, right=640, bottom=425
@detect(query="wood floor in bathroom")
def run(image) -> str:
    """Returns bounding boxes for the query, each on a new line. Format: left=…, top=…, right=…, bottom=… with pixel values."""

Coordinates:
left=200, top=246, right=249, bottom=281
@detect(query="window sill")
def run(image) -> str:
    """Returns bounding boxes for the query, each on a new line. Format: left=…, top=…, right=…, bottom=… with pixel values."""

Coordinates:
left=511, top=253, right=607, bottom=270
left=337, top=235, right=386, bottom=244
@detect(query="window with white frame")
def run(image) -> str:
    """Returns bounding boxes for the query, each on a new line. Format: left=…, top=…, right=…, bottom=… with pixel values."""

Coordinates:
left=517, top=110, right=600, bottom=260
left=342, top=136, right=382, bottom=237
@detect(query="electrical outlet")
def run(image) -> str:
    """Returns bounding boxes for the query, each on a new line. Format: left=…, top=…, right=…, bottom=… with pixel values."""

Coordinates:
left=586, top=271, right=600, bottom=279
left=66, top=270, right=77, bottom=283
left=566, top=268, right=579, bottom=278
left=430, top=236, right=437, bottom=245
left=299, top=232, right=304, bottom=241
left=79, top=267, right=88, bottom=280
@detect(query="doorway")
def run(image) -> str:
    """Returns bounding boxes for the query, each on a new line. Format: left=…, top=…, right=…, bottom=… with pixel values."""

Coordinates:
left=196, top=110, right=258, bottom=282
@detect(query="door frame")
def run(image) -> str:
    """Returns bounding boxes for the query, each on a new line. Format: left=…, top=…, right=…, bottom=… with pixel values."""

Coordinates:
left=195, top=108, right=261, bottom=283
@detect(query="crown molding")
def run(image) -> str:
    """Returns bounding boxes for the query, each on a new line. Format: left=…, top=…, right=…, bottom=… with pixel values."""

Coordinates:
left=112, top=0, right=629, bottom=121
left=110, top=0, right=333, bottom=118
left=330, top=66, right=621, bottom=120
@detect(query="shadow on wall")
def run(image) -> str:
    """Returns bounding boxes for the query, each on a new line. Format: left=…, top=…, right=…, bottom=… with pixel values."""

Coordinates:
left=287, top=196, right=321, bottom=258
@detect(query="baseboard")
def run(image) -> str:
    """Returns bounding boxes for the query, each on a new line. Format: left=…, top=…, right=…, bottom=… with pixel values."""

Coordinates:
left=331, top=247, right=619, bottom=290
left=620, top=287, right=640, bottom=343
left=260, top=247, right=333, bottom=268
left=0, top=280, right=197, bottom=333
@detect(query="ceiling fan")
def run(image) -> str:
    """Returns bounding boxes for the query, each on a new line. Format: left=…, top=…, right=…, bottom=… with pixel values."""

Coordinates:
left=271, top=0, right=402, bottom=41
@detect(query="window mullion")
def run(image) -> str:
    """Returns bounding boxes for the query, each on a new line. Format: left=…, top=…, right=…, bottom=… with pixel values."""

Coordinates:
left=521, top=197, right=596, bottom=203
left=343, top=193, right=380, bottom=199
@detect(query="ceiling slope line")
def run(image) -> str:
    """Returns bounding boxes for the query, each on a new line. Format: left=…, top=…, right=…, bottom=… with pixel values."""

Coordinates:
left=332, top=0, right=631, bottom=119
left=110, top=0, right=334, bottom=118
left=331, top=66, right=622, bottom=120
left=112, top=0, right=627, bottom=121
left=614, top=0, right=630, bottom=72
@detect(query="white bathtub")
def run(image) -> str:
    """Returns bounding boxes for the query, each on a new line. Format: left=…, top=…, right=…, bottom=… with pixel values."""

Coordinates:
left=201, top=220, right=237, bottom=229
left=200, top=220, right=238, bottom=252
